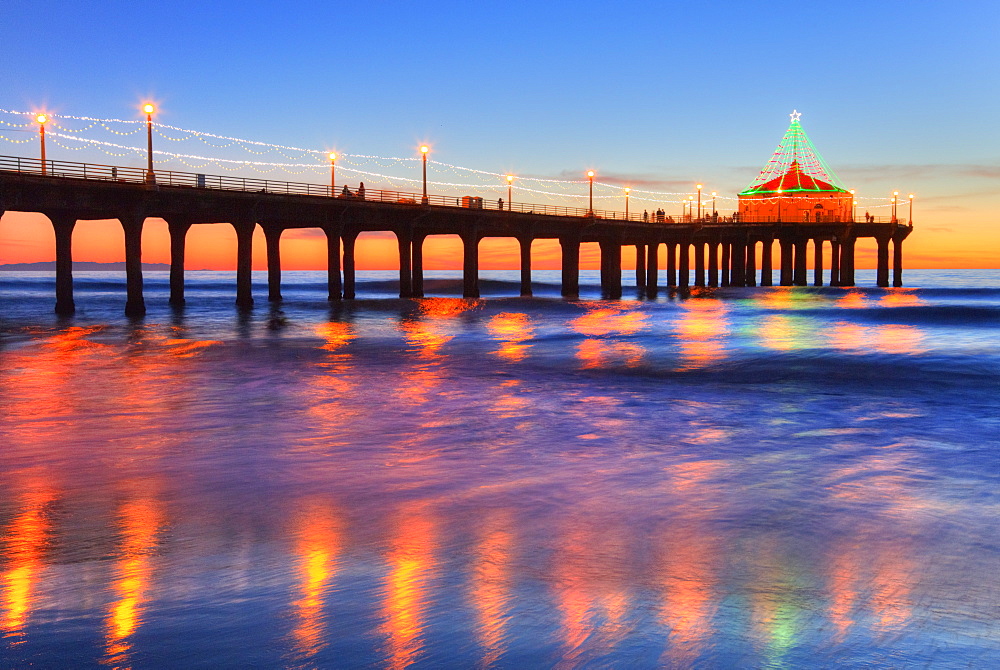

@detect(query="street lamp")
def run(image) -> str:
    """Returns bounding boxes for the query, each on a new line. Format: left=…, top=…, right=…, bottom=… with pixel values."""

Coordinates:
left=711, top=191, right=717, bottom=218
left=891, top=190, right=899, bottom=222
left=506, top=174, right=513, bottom=211
left=849, top=189, right=856, bottom=221
left=328, top=152, right=337, bottom=195
left=420, top=145, right=429, bottom=204
left=624, top=187, right=630, bottom=219
left=688, top=195, right=694, bottom=222
left=143, top=103, right=156, bottom=184
left=776, top=189, right=782, bottom=221
left=587, top=170, right=595, bottom=216
left=35, top=113, right=47, bottom=175
left=908, top=193, right=914, bottom=224
left=696, top=184, right=703, bottom=221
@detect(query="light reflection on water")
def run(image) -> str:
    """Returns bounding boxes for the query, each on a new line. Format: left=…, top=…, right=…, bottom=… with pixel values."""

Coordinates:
left=0, top=278, right=998, bottom=667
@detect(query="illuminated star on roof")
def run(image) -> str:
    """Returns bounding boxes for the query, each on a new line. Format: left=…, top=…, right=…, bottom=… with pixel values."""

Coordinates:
left=790, top=109, right=802, bottom=123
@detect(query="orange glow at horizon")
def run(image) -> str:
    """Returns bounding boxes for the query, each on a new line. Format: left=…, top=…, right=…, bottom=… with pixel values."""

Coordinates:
left=3, top=210, right=990, bottom=270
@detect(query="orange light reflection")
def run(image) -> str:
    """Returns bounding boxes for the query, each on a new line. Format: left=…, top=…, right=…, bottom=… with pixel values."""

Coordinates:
left=289, top=499, right=342, bottom=663
left=1, top=486, right=56, bottom=640
left=380, top=504, right=436, bottom=670
left=674, top=299, right=729, bottom=370
left=487, top=313, right=534, bottom=362
left=469, top=510, right=514, bottom=667
left=104, top=495, right=163, bottom=667
left=570, top=305, right=648, bottom=369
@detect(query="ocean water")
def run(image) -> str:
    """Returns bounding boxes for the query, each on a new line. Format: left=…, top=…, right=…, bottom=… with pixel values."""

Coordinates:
left=0, top=269, right=998, bottom=669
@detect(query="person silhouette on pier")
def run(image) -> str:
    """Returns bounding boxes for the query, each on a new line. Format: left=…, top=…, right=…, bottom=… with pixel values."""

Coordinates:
left=341, top=185, right=352, bottom=198
left=358, top=182, right=366, bottom=200
left=643, top=209, right=648, bottom=222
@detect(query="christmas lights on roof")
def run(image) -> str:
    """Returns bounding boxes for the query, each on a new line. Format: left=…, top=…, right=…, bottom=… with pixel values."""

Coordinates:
left=740, top=111, right=848, bottom=196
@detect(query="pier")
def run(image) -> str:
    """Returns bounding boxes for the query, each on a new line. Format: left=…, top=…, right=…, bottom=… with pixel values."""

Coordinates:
left=0, top=154, right=912, bottom=316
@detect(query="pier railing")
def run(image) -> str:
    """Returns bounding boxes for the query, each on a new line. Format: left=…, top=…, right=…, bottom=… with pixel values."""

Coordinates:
left=0, top=154, right=908, bottom=227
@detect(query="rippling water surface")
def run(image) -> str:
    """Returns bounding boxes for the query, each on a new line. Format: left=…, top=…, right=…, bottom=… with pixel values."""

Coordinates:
left=1, top=270, right=998, bottom=668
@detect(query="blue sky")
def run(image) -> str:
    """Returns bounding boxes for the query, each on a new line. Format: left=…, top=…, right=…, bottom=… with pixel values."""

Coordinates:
left=2, top=0, right=998, bottom=263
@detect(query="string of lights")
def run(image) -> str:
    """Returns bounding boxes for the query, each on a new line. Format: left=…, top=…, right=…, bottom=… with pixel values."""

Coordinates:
left=1, top=107, right=901, bottom=207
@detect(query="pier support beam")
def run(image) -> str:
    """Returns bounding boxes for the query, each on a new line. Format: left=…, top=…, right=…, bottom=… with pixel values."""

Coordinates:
left=325, top=225, right=342, bottom=300
left=635, top=244, right=646, bottom=293
left=779, top=239, right=793, bottom=286
left=560, top=236, right=580, bottom=298
left=412, top=234, right=426, bottom=298
left=708, top=242, right=719, bottom=287
left=839, top=236, right=856, bottom=287
left=665, top=242, right=677, bottom=287
left=233, top=220, right=255, bottom=309
left=397, top=229, right=413, bottom=298
left=731, top=240, right=746, bottom=287
left=876, top=236, right=890, bottom=287
left=760, top=237, right=773, bottom=287
left=830, top=239, right=841, bottom=287
left=892, top=234, right=905, bottom=287
left=646, top=243, right=658, bottom=298
left=813, top=239, right=824, bottom=287
left=599, top=241, right=622, bottom=299
left=121, top=215, right=146, bottom=317
left=463, top=233, right=480, bottom=298
left=168, top=220, right=192, bottom=306
left=518, top=237, right=532, bottom=297
left=793, top=238, right=808, bottom=286
left=745, top=240, right=757, bottom=287
left=264, top=226, right=282, bottom=302
left=678, top=242, right=690, bottom=288
left=51, top=214, right=76, bottom=315
left=694, top=242, right=705, bottom=287
left=721, top=242, right=731, bottom=287
left=342, top=230, right=358, bottom=299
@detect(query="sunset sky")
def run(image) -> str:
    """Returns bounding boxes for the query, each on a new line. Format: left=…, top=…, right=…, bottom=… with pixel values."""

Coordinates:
left=1, top=0, right=997, bottom=270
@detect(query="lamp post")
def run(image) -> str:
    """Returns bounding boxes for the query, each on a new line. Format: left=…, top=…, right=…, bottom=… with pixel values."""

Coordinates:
left=696, top=184, right=703, bottom=221
left=586, top=170, right=595, bottom=216
left=688, top=195, right=694, bottom=222
left=35, top=114, right=47, bottom=175
left=891, top=190, right=898, bottom=222
left=420, top=145, right=429, bottom=204
left=328, top=152, right=337, bottom=196
left=849, top=189, right=856, bottom=221
left=776, top=189, right=782, bottom=221
left=143, top=103, right=156, bottom=184
left=711, top=191, right=717, bottom=218
left=506, top=174, right=513, bottom=211
left=624, top=187, right=630, bottom=219
left=908, top=193, right=914, bottom=224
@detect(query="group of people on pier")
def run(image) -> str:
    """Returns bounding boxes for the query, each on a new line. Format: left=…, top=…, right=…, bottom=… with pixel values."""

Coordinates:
left=340, top=182, right=366, bottom=199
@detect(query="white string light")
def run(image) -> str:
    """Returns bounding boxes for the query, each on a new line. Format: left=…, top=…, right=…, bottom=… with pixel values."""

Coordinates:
left=1, top=107, right=905, bottom=208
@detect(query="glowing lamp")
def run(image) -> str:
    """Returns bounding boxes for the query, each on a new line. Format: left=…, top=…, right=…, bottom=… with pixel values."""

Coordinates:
left=696, top=184, right=703, bottom=190
left=419, top=145, right=429, bottom=154
left=506, top=174, right=514, bottom=183
left=624, top=187, right=630, bottom=193
left=908, top=193, right=914, bottom=199
left=586, top=170, right=595, bottom=178
left=35, top=113, right=47, bottom=124
left=328, top=152, right=337, bottom=161
left=143, top=103, right=155, bottom=115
